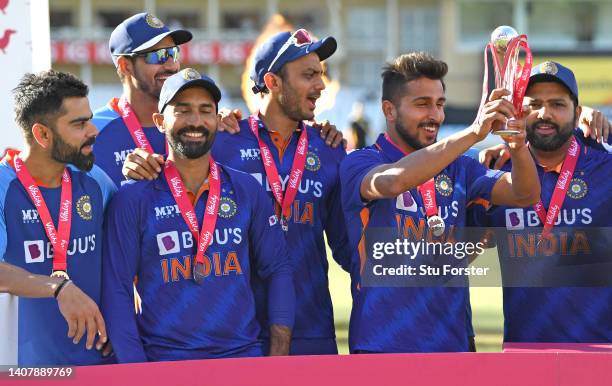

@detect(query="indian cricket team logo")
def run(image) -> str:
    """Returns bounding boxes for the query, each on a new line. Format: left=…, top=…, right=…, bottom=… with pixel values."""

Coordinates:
left=305, top=151, right=321, bottom=172
left=218, top=197, right=237, bottom=218
left=540, top=61, right=558, bottom=75
left=76, top=195, right=93, bottom=220
left=435, top=174, right=453, bottom=196
left=182, top=68, right=201, bottom=80
left=145, top=14, right=164, bottom=28
left=567, top=178, right=587, bottom=200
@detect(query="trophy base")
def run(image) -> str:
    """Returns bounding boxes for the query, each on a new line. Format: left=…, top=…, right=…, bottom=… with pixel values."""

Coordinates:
left=493, top=130, right=521, bottom=136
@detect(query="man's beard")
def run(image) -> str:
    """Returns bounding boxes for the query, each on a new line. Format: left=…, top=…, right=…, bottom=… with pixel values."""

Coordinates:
left=277, top=82, right=316, bottom=122
left=133, top=66, right=177, bottom=100
left=168, top=126, right=215, bottom=159
left=526, top=115, right=575, bottom=151
left=51, top=134, right=96, bottom=171
left=395, top=119, right=439, bottom=151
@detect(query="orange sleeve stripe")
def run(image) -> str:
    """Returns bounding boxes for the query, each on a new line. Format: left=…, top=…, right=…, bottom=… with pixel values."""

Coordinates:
left=358, top=207, right=370, bottom=278
left=466, top=197, right=491, bottom=209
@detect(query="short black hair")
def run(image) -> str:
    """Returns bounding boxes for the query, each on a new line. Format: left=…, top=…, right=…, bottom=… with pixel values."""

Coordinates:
left=381, top=52, right=448, bottom=106
left=13, top=70, right=89, bottom=141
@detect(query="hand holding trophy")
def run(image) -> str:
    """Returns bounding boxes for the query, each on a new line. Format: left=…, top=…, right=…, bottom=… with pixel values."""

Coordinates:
left=476, top=25, right=533, bottom=136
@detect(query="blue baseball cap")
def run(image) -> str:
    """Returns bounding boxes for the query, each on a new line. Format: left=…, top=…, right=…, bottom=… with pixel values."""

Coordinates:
left=250, top=29, right=337, bottom=93
left=109, top=13, right=192, bottom=66
left=528, top=61, right=579, bottom=102
left=158, top=68, right=222, bottom=113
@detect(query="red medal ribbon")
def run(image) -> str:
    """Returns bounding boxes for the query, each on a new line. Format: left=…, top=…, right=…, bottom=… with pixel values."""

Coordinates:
left=382, top=133, right=440, bottom=218
left=113, top=96, right=155, bottom=153
left=417, top=178, right=438, bottom=218
left=164, top=157, right=221, bottom=266
left=13, top=156, right=72, bottom=273
left=533, top=137, right=580, bottom=237
left=248, top=115, right=308, bottom=227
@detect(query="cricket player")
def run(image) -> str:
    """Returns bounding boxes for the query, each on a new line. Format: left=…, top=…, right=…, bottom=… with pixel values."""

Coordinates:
left=340, top=52, right=541, bottom=353
left=101, top=68, right=295, bottom=362
left=0, top=71, right=115, bottom=365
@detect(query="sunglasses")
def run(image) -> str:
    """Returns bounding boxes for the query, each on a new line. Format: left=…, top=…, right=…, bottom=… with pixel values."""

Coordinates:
left=267, top=29, right=312, bottom=72
left=118, top=46, right=180, bottom=65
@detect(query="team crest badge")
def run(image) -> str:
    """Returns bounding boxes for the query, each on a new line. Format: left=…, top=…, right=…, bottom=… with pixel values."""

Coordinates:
left=182, top=68, right=201, bottom=80
left=76, top=195, right=92, bottom=220
left=540, top=61, right=558, bottom=75
left=145, top=14, right=164, bottom=28
left=305, top=151, right=321, bottom=172
left=435, top=174, right=453, bottom=196
left=567, top=178, right=587, bottom=200
left=218, top=197, right=237, bottom=218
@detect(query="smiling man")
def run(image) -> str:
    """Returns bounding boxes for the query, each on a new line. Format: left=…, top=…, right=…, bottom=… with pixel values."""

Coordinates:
left=340, top=52, right=540, bottom=353
left=0, top=70, right=115, bottom=365
left=91, top=12, right=192, bottom=186
left=101, top=68, right=294, bottom=362
left=468, top=62, right=612, bottom=346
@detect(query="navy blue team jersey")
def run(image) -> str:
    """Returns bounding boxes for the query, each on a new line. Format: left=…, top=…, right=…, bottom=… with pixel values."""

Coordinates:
left=91, top=99, right=166, bottom=187
left=212, top=119, right=351, bottom=352
left=340, top=134, right=503, bottom=353
left=468, top=135, right=612, bottom=343
left=101, top=164, right=295, bottom=363
left=0, top=151, right=116, bottom=366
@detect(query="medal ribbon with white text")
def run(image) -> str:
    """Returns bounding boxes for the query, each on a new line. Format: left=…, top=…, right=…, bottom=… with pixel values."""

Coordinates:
left=164, top=157, right=221, bottom=279
left=248, top=115, right=307, bottom=229
left=13, top=156, right=72, bottom=273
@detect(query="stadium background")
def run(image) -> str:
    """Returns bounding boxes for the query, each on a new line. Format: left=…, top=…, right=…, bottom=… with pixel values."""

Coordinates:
left=47, top=0, right=612, bottom=353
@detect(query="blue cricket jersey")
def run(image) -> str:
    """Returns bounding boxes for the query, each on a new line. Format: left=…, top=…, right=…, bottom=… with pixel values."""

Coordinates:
left=211, top=118, right=352, bottom=348
left=101, top=163, right=295, bottom=363
left=91, top=98, right=166, bottom=187
left=340, top=133, right=503, bottom=353
left=468, top=134, right=612, bottom=343
left=0, top=151, right=116, bottom=366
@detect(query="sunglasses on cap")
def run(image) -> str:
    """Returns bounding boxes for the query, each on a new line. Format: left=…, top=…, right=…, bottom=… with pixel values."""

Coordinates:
left=267, top=29, right=313, bottom=72
left=116, top=46, right=180, bottom=65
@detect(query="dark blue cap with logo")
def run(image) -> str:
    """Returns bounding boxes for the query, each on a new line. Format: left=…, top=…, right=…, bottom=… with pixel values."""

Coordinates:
left=158, top=68, right=222, bottom=113
left=109, top=12, right=192, bottom=66
left=250, top=30, right=337, bottom=94
left=529, top=61, right=579, bottom=101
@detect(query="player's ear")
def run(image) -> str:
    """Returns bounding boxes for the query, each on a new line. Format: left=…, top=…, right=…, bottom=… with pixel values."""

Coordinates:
left=382, top=100, right=397, bottom=121
left=116, top=56, right=134, bottom=80
left=31, top=123, right=52, bottom=149
left=263, top=72, right=280, bottom=93
left=574, top=104, right=582, bottom=127
left=152, top=112, right=165, bottom=132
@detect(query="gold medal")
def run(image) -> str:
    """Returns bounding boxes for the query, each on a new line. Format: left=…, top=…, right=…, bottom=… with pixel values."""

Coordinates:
left=51, top=270, right=70, bottom=280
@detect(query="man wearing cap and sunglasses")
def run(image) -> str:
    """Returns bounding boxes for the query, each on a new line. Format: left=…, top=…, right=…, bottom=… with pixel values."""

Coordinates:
left=121, top=29, right=353, bottom=356
left=91, top=13, right=192, bottom=187
left=101, top=68, right=295, bottom=363
left=467, top=61, right=612, bottom=347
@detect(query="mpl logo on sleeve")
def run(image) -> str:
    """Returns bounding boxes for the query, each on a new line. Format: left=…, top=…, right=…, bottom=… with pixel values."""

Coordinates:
left=22, top=209, right=39, bottom=223
left=505, top=208, right=524, bottom=230
left=157, top=231, right=180, bottom=255
left=240, top=148, right=261, bottom=161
